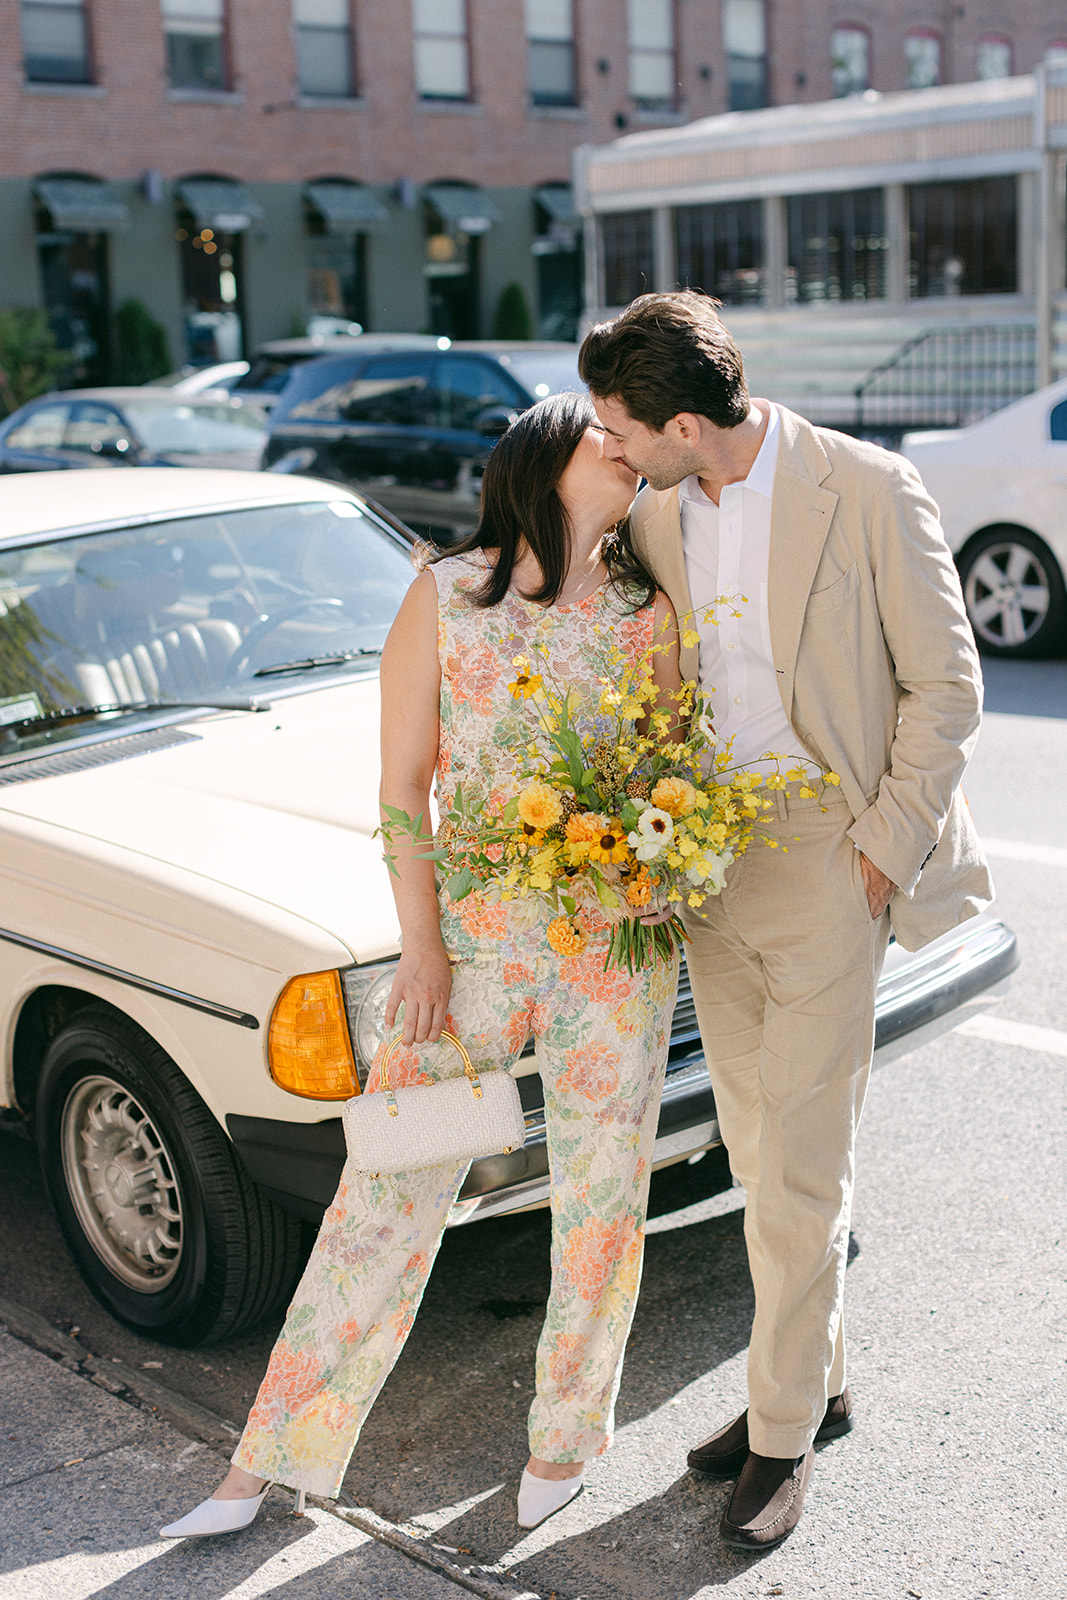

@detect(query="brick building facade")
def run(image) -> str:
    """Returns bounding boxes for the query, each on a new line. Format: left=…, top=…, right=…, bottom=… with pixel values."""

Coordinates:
left=2, top=0, right=1066, bottom=381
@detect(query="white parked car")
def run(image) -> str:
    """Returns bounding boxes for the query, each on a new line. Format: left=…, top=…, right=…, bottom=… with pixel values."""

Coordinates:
left=0, top=470, right=1017, bottom=1346
left=902, top=379, right=1067, bottom=658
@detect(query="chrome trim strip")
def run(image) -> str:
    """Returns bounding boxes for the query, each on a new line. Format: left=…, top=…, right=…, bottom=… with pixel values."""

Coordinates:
left=0, top=927, right=260, bottom=1030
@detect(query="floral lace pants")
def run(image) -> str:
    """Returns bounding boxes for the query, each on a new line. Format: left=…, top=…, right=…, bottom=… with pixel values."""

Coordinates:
left=233, top=911, right=678, bottom=1498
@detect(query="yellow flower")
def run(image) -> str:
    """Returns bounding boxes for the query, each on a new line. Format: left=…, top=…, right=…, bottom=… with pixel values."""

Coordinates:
left=517, top=781, right=563, bottom=831
left=547, top=916, right=588, bottom=957
left=509, top=672, right=543, bottom=700
left=565, top=811, right=607, bottom=844
left=825, top=771, right=841, bottom=785
left=587, top=819, right=630, bottom=865
left=651, top=776, right=698, bottom=817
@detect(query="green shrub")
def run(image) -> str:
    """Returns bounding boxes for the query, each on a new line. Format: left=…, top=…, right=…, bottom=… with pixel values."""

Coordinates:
left=492, top=282, right=533, bottom=341
left=0, top=308, right=68, bottom=415
left=114, top=298, right=172, bottom=385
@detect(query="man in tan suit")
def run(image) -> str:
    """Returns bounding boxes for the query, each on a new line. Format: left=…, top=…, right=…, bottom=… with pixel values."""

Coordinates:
left=578, top=293, right=992, bottom=1551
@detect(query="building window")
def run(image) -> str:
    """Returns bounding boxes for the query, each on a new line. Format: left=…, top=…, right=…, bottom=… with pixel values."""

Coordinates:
left=601, top=211, right=654, bottom=307
left=976, top=35, right=1011, bottom=81
left=907, top=177, right=1017, bottom=297
left=294, top=0, right=354, bottom=98
left=786, top=189, right=887, bottom=303
left=35, top=201, right=109, bottom=383
left=413, top=0, right=469, bottom=100
left=629, top=0, right=675, bottom=110
left=533, top=186, right=581, bottom=339
left=831, top=26, right=869, bottom=97
left=525, top=0, right=575, bottom=107
left=162, top=0, right=227, bottom=92
left=675, top=200, right=763, bottom=305
left=21, top=0, right=91, bottom=84
left=723, top=0, right=767, bottom=112
left=904, top=29, right=941, bottom=90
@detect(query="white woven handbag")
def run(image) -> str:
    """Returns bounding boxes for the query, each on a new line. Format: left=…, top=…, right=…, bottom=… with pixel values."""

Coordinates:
left=343, top=1030, right=526, bottom=1175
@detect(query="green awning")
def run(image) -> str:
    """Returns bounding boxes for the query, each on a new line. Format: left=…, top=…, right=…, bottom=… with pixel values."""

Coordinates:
left=34, top=176, right=130, bottom=232
left=535, top=185, right=579, bottom=225
left=425, top=185, right=501, bottom=234
left=305, top=181, right=389, bottom=233
left=175, top=178, right=263, bottom=233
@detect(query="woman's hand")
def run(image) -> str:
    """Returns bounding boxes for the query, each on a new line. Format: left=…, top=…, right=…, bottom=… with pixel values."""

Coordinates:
left=384, top=946, right=453, bottom=1046
left=638, top=904, right=676, bottom=926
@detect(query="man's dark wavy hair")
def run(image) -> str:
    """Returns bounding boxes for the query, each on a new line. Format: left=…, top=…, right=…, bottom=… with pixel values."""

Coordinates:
left=435, top=390, right=656, bottom=611
left=578, top=290, right=750, bottom=432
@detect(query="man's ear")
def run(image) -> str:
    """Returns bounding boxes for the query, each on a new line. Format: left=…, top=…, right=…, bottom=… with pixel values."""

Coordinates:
left=664, top=412, right=702, bottom=443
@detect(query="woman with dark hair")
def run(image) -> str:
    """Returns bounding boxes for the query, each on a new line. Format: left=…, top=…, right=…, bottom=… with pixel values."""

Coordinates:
left=160, top=392, right=684, bottom=1540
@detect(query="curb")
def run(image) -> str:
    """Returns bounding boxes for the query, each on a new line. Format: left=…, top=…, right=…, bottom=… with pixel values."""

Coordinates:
left=0, top=1294, right=543, bottom=1600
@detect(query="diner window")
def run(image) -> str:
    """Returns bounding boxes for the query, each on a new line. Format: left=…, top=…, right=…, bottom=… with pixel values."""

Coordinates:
left=162, top=0, right=227, bottom=91
left=904, top=29, right=940, bottom=90
left=413, top=0, right=469, bottom=100
left=907, top=177, right=1017, bottom=297
left=294, top=0, right=354, bottom=98
left=629, top=0, right=675, bottom=110
left=601, top=211, right=654, bottom=307
left=831, top=25, right=869, bottom=97
left=675, top=200, right=764, bottom=305
left=35, top=204, right=110, bottom=383
left=525, top=0, right=575, bottom=107
left=21, top=0, right=91, bottom=84
left=976, top=34, right=1011, bottom=80
left=724, top=0, right=767, bottom=111
left=786, top=189, right=886, bottom=303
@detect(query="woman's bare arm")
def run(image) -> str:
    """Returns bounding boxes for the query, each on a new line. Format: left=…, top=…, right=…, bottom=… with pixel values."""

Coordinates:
left=379, top=567, right=451, bottom=1046
left=644, top=591, right=687, bottom=744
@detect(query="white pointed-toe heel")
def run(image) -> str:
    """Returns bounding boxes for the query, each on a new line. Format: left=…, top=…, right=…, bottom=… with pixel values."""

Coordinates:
left=516, top=1467, right=584, bottom=1529
left=160, top=1483, right=273, bottom=1539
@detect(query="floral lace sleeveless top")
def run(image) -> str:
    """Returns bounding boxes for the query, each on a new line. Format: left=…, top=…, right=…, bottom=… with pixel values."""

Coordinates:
left=433, top=552, right=657, bottom=821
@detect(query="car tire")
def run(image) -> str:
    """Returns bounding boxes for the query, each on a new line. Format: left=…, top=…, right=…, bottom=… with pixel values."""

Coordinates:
left=957, top=527, right=1067, bottom=657
left=35, top=1006, right=308, bottom=1347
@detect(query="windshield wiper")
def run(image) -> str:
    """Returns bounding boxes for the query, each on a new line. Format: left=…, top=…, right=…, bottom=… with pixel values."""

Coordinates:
left=0, top=695, right=266, bottom=739
left=254, top=648, right=382, bottom=679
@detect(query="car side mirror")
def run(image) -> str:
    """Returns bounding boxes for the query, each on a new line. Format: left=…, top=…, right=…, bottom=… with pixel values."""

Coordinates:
left=474, top=405, right=519, bottom=438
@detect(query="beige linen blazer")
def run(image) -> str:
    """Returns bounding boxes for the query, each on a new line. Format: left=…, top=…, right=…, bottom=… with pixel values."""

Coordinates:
left=629, top=405, right=994, bottom=952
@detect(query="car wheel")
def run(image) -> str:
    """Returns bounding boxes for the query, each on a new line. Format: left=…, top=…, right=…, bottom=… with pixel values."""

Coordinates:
left=958, top=527, right=1067, bottom=657
left=35, top=1006, right=308, bottom=1347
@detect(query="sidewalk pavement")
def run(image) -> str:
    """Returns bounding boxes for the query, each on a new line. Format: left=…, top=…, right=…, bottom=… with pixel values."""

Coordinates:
left=0, top=1309, right=540, bottom=1600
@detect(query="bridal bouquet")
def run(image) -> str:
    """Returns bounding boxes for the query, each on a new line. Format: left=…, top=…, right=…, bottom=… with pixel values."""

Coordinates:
left=381, top=631, right=836, bottom=973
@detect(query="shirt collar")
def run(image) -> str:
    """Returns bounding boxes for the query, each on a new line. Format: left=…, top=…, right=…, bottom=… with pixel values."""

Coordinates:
left=678, top=403, right=780, bottom=506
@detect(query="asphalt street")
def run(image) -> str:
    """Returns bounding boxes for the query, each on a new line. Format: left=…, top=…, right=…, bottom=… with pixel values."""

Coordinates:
left=0, top=655, right=1064, bottom=1600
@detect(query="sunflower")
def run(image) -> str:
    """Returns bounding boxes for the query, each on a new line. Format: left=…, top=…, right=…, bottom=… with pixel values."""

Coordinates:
left=587, top=818, right=630, bottom=865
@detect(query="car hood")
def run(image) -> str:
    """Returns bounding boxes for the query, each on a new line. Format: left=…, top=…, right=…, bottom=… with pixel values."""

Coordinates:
left=0, top=677, right=403, bottom=965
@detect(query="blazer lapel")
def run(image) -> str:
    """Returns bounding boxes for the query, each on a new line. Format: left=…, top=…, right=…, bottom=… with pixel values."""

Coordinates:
left=633, top=491, right=700, bottom=682
left=768, top=411, right=839, bottom=719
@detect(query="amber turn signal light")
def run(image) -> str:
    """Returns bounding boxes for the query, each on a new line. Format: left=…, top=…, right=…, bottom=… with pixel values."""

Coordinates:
left=268, top=970, right=359, bottom=1100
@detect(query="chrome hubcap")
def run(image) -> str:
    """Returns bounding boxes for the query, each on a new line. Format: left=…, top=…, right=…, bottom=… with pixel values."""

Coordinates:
left=61, top=1075, right=183, bottom=1292
left=965, top=543, right=1051, bottom=648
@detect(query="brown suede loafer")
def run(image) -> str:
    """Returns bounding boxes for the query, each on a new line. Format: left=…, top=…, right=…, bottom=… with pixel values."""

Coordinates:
left=687, top=1387, right=852, bottom=1479
left=719, top=1447, right=814, bottom=1551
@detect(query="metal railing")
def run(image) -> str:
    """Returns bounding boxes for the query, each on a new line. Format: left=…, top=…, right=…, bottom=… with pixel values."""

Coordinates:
left=855, top=323, right=1037, bottom=434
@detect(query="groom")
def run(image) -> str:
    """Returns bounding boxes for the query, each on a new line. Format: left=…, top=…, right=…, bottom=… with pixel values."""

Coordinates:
left=579, top=292, right=992, bottom=1550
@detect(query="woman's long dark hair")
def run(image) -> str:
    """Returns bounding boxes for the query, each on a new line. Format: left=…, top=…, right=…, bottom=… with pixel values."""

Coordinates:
left=433, top=391, right=656, bottom=611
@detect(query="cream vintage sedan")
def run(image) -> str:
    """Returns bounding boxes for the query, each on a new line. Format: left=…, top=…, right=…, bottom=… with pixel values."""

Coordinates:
left=0, top=469, right=1018, bottom=1347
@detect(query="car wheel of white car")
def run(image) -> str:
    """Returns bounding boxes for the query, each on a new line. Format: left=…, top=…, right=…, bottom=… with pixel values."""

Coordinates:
left=35, top=1006, right=308, bottom=1347
left=958, top=527, right=1067, bottom=658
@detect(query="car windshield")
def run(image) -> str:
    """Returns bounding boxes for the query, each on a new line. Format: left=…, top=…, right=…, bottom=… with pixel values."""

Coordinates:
left=122, top=400, right=267, bottom=455
left=0, top=498, right=415, bottom=753
left=496, top=350, right=584, bottom=400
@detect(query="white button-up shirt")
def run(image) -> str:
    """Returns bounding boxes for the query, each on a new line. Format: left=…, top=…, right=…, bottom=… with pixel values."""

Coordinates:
left=680, top=405, right=817, bottom=782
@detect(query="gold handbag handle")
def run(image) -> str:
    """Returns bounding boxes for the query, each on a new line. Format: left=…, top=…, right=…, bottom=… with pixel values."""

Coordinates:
left=378, top=1029, right=482, bottom=1118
